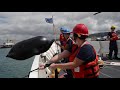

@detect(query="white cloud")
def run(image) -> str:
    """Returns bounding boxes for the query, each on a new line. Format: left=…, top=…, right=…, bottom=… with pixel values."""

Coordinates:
left=0, top=12, right=120, bottom=44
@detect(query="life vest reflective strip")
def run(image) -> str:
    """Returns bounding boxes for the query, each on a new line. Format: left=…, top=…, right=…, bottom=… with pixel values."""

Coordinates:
left=69, top=41, right=99, bottom=78
left=66, top=38, right=74, bottom=46
left=62, top=37, right=74, bottom=48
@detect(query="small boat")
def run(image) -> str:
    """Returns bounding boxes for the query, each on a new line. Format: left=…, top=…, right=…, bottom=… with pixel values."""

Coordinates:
left=0, top=40, right=15, bottom=48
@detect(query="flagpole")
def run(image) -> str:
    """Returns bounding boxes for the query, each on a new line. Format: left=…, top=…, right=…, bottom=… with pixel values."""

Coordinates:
left=52, top=15, right=56, bottom=41
left=52, top=15, right=59, bottom=53
left=52, top=15, right=59, bottom=78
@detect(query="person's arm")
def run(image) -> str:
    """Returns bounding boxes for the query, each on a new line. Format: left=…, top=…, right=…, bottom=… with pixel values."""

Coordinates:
left=107, top=32, right=114, bottom=40
left=61, top=39, right=73, bottom=50
left=64, top=44, right=69, bottom=50
left=107, top=32, right=119, bottom=40
left=108, top=36, right=114, bottom=40
left=55, top=39, right=72, bottom=50
left=107, top=33, right=111, bottom=40
left=50, top=50, right=71, bottom=63
left=64, top=39, right=73, bottom=50
left=55, top=41, right=65, bottom=50
left=107, top=35, right=110, bottom=40
left=39, top=50, right=71, bottom=69
left=49, top=57, right=84, bottom=70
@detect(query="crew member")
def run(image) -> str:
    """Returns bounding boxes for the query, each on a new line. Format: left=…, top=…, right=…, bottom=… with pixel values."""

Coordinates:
left=107, top=25, right=120, bottom=60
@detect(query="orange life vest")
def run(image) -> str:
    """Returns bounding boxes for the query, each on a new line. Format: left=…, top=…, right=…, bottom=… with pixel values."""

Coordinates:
left=69, top=41, right=99, bottom=78
left=111, top=32, right=119, bottom=41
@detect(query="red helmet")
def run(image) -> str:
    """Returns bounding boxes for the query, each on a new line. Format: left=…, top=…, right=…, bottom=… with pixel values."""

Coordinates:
left=73, top=24, right=89, bottom=37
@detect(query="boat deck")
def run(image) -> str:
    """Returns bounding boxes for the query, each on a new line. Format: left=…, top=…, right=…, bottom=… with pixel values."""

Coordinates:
left=99, top=60, right=120, bottom=78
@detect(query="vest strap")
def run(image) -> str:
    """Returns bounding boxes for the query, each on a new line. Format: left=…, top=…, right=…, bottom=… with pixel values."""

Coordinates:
left=84, top=63, right=98, bottom=70
left=84, top=68, right=100, bottom=78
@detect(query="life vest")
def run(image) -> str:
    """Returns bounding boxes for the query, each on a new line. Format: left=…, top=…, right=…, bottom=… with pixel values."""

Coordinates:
left=111, top=32, right=119, bottom=41
left=59, top=34, right=66, bottom=47
left=69, top=41, right=99, bottom=78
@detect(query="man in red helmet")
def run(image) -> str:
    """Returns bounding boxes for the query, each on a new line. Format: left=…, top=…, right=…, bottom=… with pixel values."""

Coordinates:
left=39, top=24, right=99, bottom=78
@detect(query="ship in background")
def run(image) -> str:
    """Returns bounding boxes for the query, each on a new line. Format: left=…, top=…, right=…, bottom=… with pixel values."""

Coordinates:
left=0, top=39, right=15, bottom=48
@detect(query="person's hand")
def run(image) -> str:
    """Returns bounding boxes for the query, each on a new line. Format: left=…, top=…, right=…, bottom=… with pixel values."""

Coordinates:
left=61, top=46, right=64, bottom=49
left=49, top=63, right=57, bottom=70
left=39, top=60, right=53, bottom=70
left=39, top=63, right=56, bottom=70
left=118, top=37, right=120, bottom=40
left=39, top=64, right=45, bottom=70
left=55, top=42, right=60, bottom=45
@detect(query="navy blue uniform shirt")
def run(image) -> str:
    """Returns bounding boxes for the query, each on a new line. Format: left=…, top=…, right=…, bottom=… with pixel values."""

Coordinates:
left=65, top=38, right=73, bottom=51
left=67, top=44, right=96, bottom=62
left=76, top=44, right=96, bottom=62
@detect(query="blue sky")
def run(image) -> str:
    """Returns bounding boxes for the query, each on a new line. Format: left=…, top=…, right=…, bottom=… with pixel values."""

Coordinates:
left=0, top=12, right=120, bottom=44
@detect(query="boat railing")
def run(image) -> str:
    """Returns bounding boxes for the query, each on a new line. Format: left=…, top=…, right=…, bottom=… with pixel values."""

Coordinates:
left=38, top=41, right=61, bottom=78
left=90, top=40, right=120, bottom=58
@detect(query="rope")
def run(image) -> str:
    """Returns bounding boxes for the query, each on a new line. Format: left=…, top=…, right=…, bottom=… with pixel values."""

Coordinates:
left=23, top=67, right=39, bottom=78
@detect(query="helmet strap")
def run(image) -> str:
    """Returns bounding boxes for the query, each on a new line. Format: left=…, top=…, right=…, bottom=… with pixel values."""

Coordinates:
left=77, top=34, right=81, bottom=37
left=73, top=33, right=78, bottom=42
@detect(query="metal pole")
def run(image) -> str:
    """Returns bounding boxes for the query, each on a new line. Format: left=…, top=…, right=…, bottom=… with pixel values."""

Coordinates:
left=52, top=15, right=59, bottom=78
left=98, top=41, right=103, bottom=57
left=52, top=15, right=56, bottom=41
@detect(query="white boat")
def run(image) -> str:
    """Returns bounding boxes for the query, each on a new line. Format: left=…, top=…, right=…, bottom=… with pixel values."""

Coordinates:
left=29, top=41, right=61, bottom=78
left=0, top=40, right=15, bottom=48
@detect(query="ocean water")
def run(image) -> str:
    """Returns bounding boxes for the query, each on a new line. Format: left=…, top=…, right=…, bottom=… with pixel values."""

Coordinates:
left=0, top=48, right=34, bottom=78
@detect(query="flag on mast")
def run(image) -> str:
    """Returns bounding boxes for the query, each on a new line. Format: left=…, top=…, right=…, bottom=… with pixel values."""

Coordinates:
left=45, top=16, right=57, bottom=41
left=45, top=18, right=53, bottom=24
